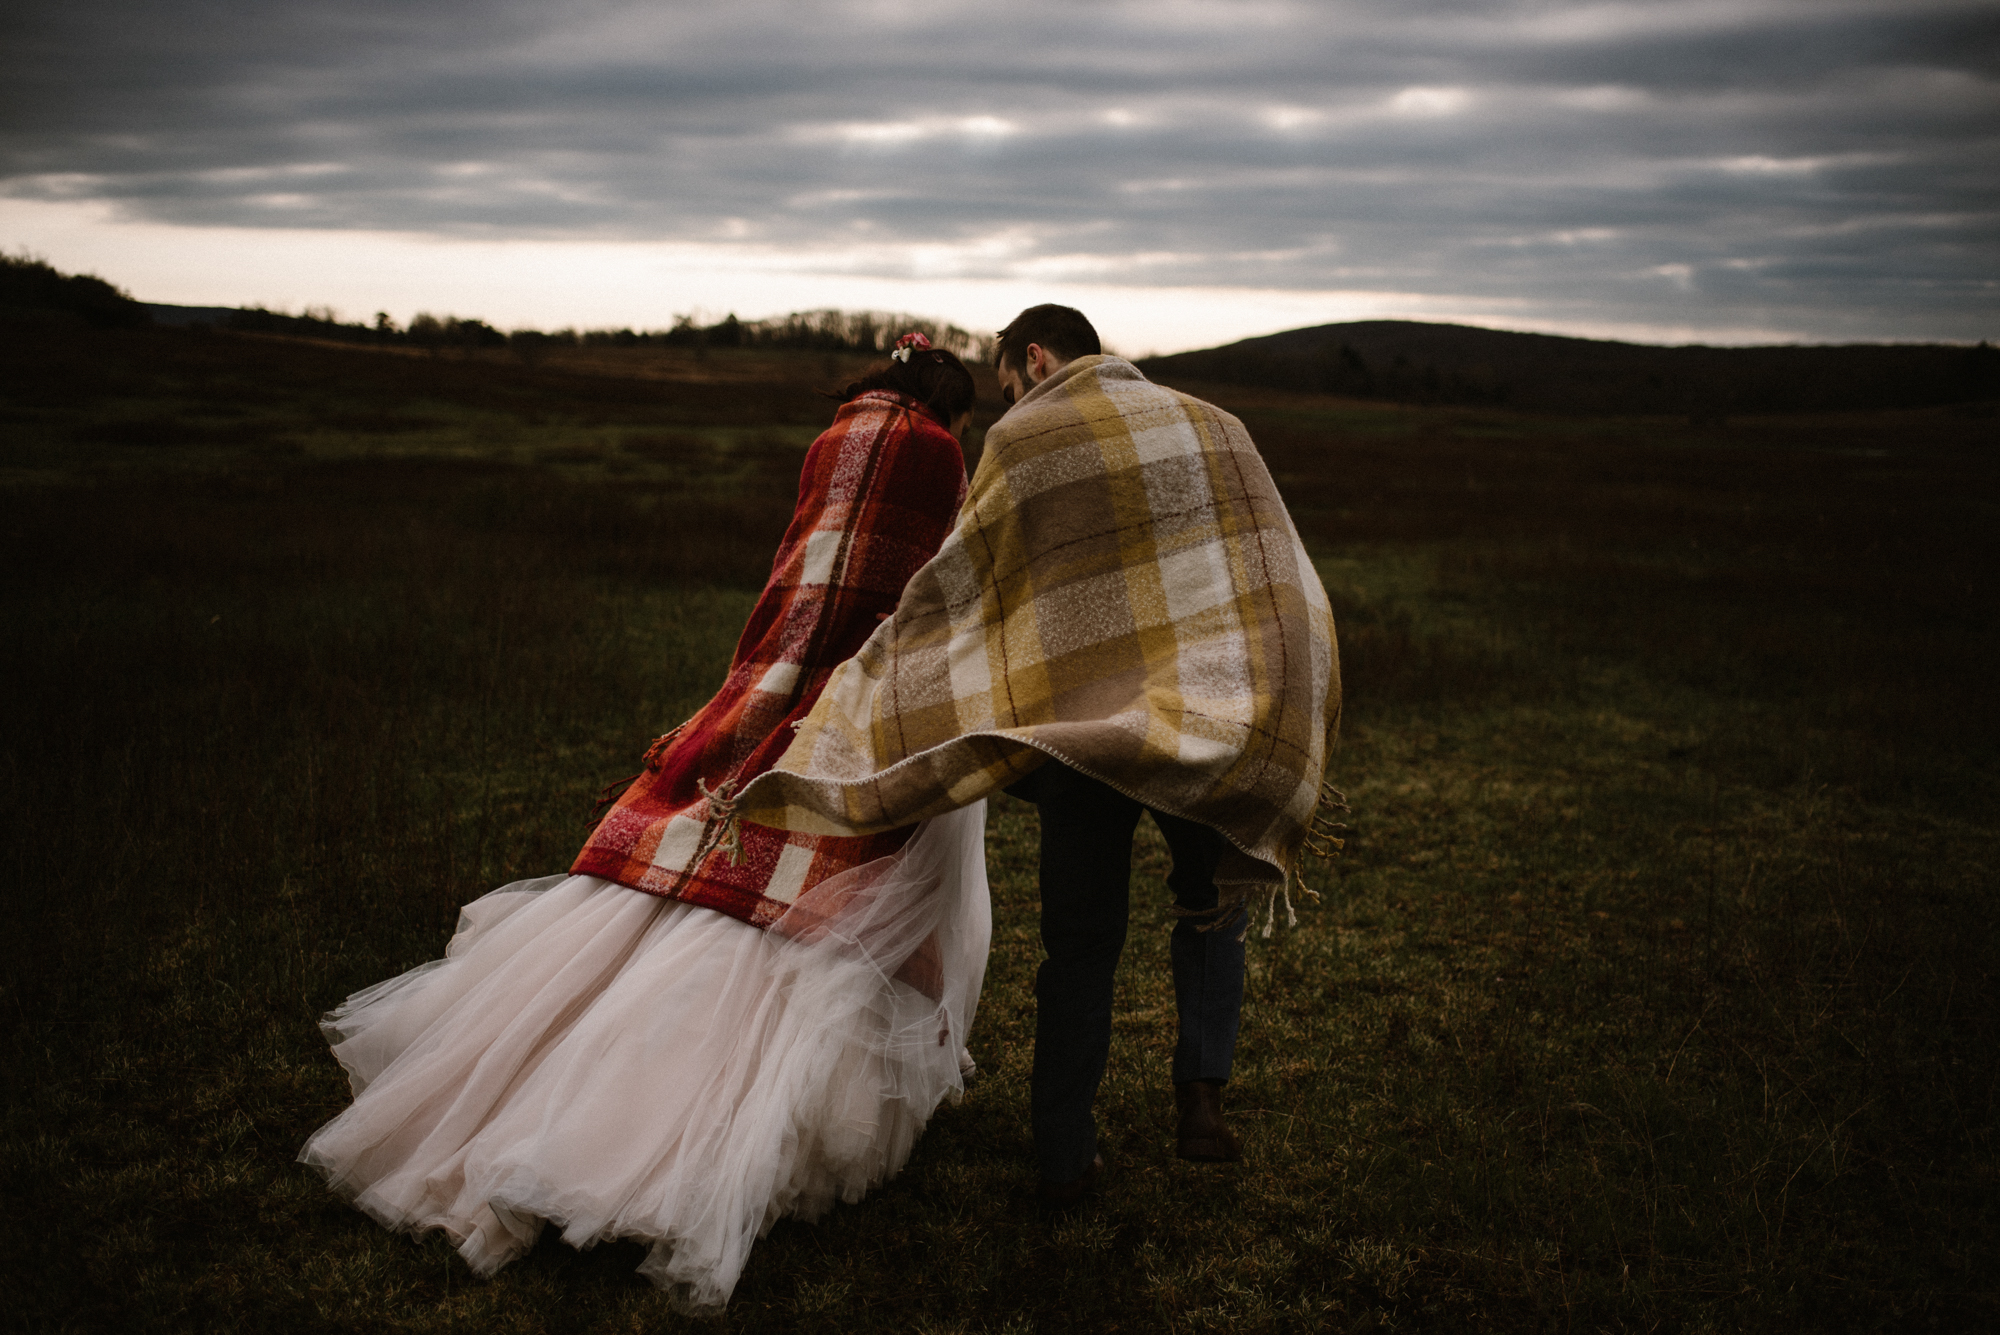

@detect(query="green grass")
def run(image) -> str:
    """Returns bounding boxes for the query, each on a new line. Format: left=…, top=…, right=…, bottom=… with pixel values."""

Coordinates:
left=2, top=321, right=1995, bottom=1331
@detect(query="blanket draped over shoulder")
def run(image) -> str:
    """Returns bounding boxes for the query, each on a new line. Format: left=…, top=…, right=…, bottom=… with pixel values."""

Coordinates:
left=737, top=355, right=1340, bottom=888
left=571, top=391, right=969, bottom=927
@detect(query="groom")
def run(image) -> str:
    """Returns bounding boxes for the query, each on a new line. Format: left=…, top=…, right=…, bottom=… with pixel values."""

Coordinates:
left=990, top=305, right=1247, bottom=1203
left=737, top=302, right=1339, bottom=1208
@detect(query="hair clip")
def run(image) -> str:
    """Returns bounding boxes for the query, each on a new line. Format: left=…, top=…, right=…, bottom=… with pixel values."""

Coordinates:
left=890, top=331, right=932, bottom=363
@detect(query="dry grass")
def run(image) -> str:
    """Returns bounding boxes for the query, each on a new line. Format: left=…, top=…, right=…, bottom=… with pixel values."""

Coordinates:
left=1, top=322, right=1994, bottom=1332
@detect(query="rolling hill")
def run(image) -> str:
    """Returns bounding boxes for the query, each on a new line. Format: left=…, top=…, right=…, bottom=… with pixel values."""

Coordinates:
left=1138, top=320, right=1998, bottom=418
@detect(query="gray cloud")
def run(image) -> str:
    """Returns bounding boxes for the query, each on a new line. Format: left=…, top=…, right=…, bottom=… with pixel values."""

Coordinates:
left=4, top=0, right=1995, bottom=340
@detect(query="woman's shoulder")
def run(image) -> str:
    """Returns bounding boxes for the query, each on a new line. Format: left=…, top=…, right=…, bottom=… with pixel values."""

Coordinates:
left=814, top=391, right=958, bottom=467
left=836, top=391, right=957, bottom=443
left=843, top=388, right=932, bottom=420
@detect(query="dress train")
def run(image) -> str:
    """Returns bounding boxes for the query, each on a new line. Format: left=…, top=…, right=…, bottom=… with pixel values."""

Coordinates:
left=299, top=802, right=990, bottom=1310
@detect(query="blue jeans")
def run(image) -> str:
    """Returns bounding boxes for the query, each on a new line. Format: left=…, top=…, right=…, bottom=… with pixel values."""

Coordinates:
left=1006, top=760, right=1246, bottom=1183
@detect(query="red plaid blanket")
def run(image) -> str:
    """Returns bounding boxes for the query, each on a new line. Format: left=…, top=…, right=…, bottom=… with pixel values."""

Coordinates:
left=571, top=391, right=969, bottom=926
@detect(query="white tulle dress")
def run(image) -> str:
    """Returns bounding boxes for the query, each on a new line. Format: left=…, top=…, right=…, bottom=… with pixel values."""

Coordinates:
left=299, top=802, right=990, bottom=1311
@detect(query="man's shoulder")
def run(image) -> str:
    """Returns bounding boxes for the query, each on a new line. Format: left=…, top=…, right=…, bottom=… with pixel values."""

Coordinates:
left=1161, top=383, right=1245, bottom=432
left=988, top=356, right=1250, bottom=453
left=1104, top=364, right=1251, bottom=443
left=1083, top=357, right=1244, bottom=424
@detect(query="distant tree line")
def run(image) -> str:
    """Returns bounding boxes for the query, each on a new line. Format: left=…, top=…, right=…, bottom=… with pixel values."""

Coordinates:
left=668, top=309, right=988, bottom=360
left=221, top=305, right=990, bottom=361
left=1, top=251, right=151, bottom=328
left=3, top=254, right=994, bottom=363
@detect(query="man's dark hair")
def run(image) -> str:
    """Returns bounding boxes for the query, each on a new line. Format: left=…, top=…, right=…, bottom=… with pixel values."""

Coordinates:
left=831, top=346, right=976, bottom=426
left=994, top=304, right=1101, bottom=372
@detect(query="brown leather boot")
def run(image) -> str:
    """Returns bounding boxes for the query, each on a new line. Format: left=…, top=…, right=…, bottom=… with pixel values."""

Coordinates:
left=1175, top=1080, right=1243, bottom=1163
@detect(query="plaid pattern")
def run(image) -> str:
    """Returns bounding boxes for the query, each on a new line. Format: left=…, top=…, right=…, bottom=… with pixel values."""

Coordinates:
left=738, top=355, right=1340, bottom=887
left=571, top=392, right=969, bottom=927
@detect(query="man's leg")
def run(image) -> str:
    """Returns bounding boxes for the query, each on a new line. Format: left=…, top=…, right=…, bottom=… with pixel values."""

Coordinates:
left=1154, top=811, right=1246, bottom=1160
left=1153, top=812, right=1245, bottom=1084
left=1014, top=762, right=1144, bottom=1185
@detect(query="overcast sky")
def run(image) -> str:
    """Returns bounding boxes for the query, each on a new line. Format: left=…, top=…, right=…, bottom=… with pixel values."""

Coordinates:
left=3, top=0, right=1995, bottom=351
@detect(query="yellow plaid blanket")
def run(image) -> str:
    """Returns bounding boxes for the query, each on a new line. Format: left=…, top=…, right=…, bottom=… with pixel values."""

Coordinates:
left=736, top=354, right=1340, bottom=887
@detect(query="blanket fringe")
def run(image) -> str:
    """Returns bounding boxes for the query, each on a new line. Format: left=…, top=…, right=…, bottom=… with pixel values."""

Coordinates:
left=589, top=726, right=748, bottom=864
left=1263, top=872, right=1301, bottom=940
left=585, top=722, right=693, bottom=832
left=1163, top=779, right=1349, bottom=943
left=695, top=778, right=745, bottom=866
left=642, top=723, right=688, bottom=770
left=584, top=771, right=641, bottom=832
left=1171, top=822, right=1343, bottom=945
left=1171, top=889, right=1251, bottom=943
left=1301, top=779, right=1351, bottom=862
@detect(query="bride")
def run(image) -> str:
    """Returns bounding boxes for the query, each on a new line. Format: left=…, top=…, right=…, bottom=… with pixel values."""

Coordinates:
left=299, top=333, right=989, bottom=1311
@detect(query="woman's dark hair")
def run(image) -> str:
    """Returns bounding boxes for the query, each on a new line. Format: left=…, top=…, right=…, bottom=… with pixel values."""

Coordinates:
left=831, top=345, right=976, bottom=426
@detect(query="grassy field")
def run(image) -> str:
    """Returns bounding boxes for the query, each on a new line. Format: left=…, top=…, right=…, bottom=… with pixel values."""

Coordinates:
left=2, top=319, right=1996, bottom=1332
